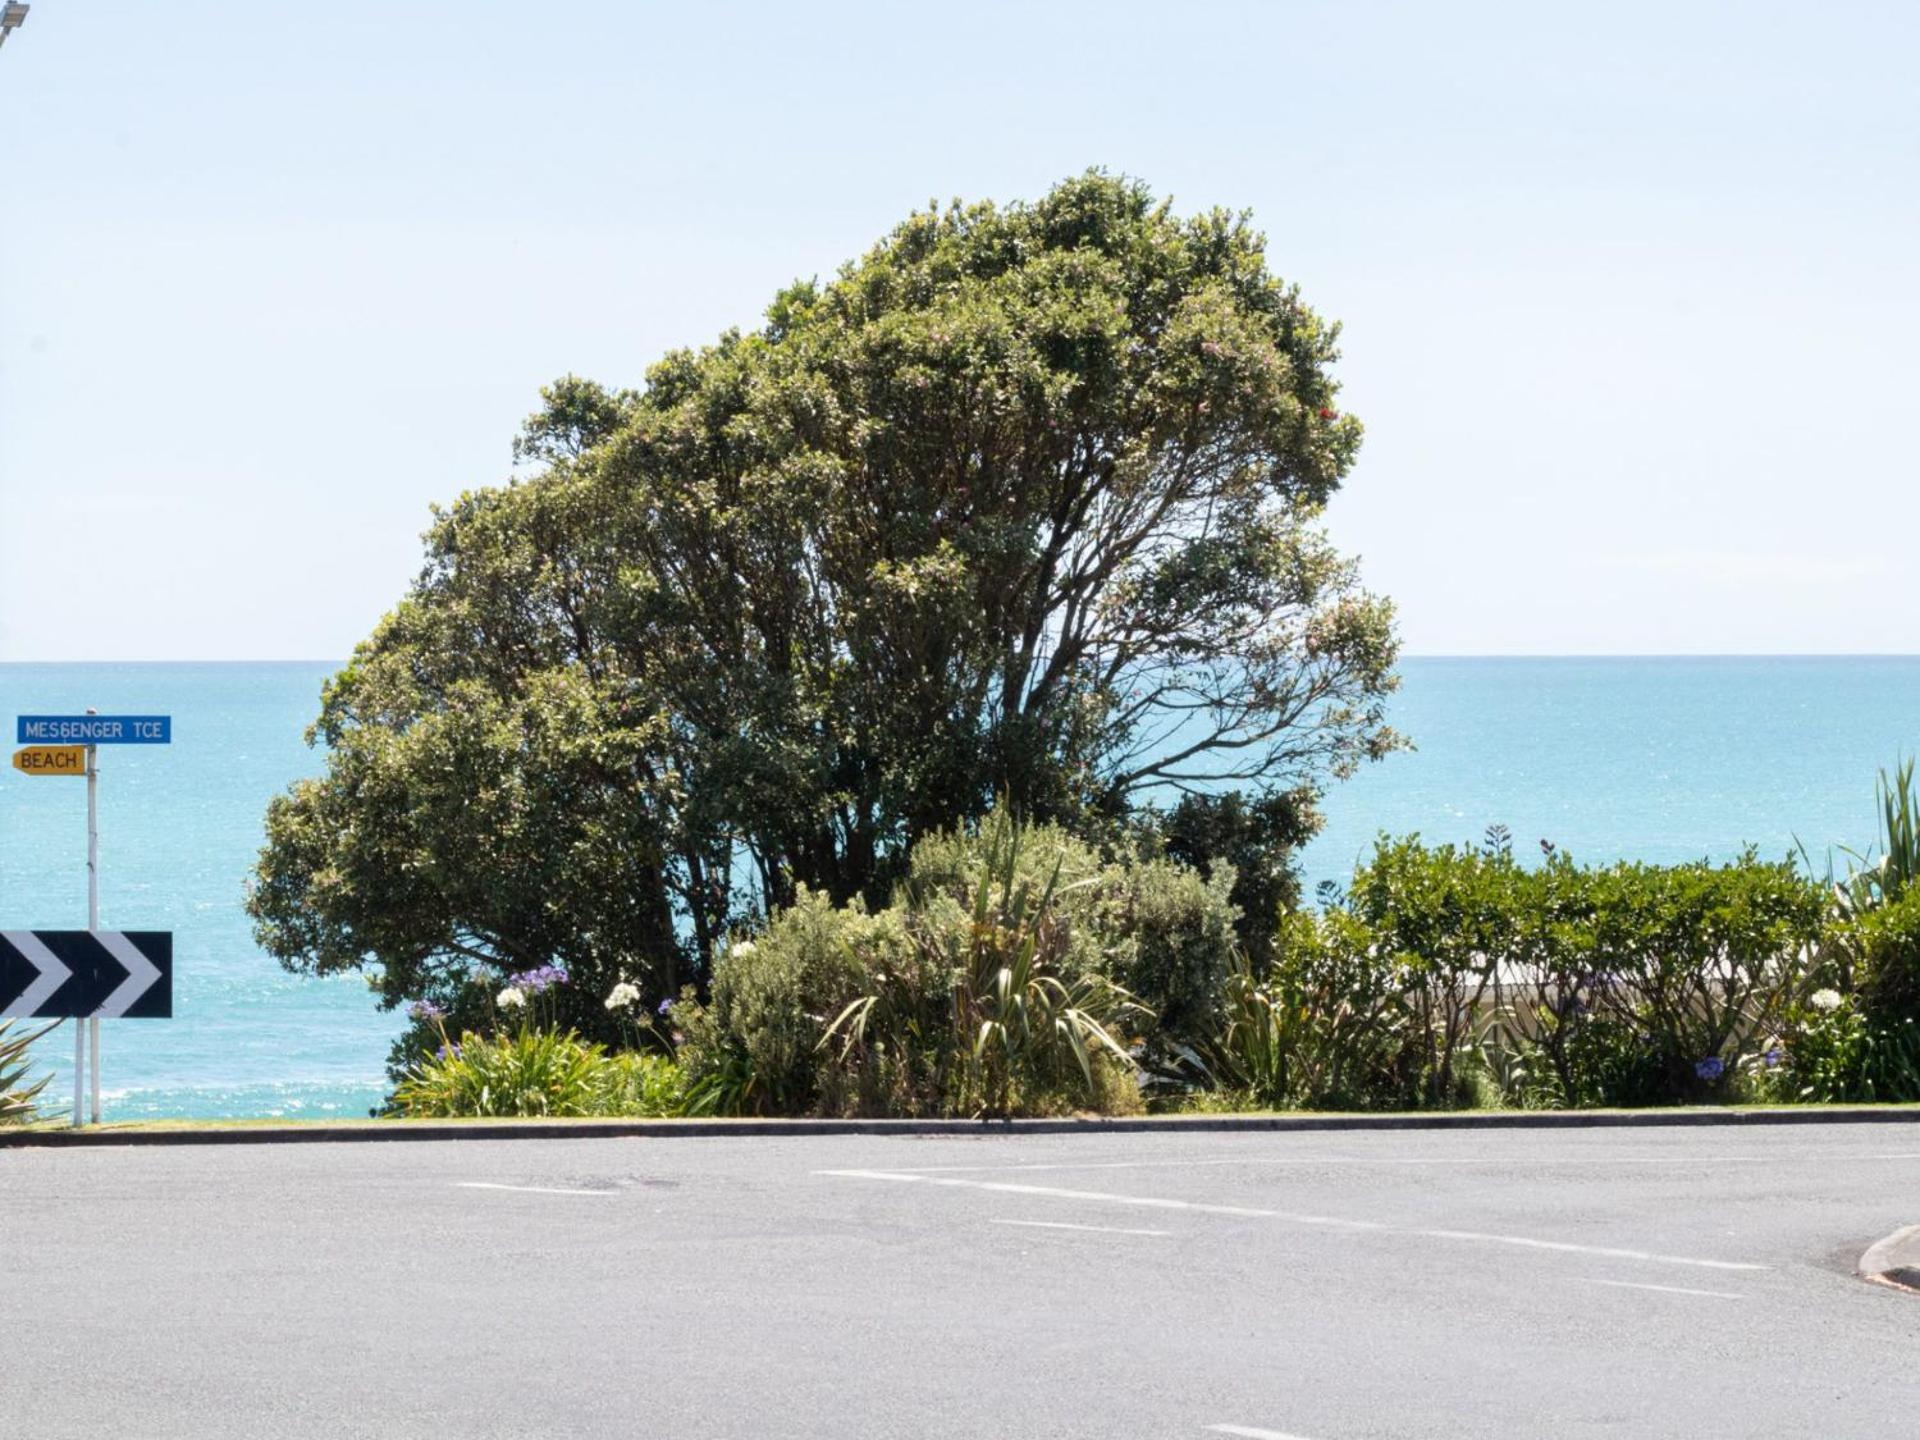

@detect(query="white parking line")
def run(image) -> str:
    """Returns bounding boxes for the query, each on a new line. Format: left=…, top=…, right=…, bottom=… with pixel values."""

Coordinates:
left=1588, top=1279, right=1745, bottom=1300
left=455, top=1182, right=617, bottom=1197
left=1205, top=1425, right=1322, bottom=1439
left=991, top=1219, right=1171, bottom=1237
left=819, top=1169, right=1767, bottom=1272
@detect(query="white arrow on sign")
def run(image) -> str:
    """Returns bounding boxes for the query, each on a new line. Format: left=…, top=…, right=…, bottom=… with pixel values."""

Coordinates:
left=0, top=929, right=73, bottom=1017
left=93, top=930, right=162, bottom=1018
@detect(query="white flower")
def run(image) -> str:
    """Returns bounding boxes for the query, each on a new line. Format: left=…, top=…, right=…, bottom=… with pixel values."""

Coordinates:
left=730, top=939, right=756, bottom=959
left=497, top=986, right=527, bottom=1010
left=604, top=982, right=641, bottom=1013
left=1810, top=988, right=1843, bottom=1012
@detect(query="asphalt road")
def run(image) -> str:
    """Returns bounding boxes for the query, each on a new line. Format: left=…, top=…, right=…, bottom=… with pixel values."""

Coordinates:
left=6, top=1124, right=1920, bottom=1439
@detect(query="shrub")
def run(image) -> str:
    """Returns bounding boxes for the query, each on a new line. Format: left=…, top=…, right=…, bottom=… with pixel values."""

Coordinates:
left=1576, top=853, right=1823, bottom=1099
left=1239, top=838, right=1825, bottom=1112
left=859, top=813, right=1142, bottom=1116
left=682, top=810, right=1149, bottom=1118
left=390, top=1028, right=609, bottom=1118
left=1194, top=908, right=1404, bottom=1110
left=1343, top=835, right=1531, bottom=1106
left=676, top=892, right=905, bottom=1117
left=596, top=1051, right=685, bottom=1117
left=1854, top=885, right=1920, bottom=1022
left=1779, top=993, right=1920, bottom=1103
left=0, top=1020, right=54, bottom=1125
left=1093, top=856, right=1241, bottom=1056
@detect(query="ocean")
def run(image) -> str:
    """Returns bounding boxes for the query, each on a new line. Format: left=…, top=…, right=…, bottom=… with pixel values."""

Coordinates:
left=3, top=657, right=1917, bottom=1121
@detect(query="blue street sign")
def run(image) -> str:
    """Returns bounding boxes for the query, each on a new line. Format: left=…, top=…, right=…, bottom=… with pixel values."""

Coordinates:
left=16, top=715, right=172, bottom=745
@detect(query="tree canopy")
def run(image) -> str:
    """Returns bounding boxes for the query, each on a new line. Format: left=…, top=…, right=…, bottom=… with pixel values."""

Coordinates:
left=248, top=171, right=1401, bottom=1039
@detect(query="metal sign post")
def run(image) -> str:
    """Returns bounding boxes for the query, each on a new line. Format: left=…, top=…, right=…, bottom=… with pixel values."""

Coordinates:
left=9, top=709, right=172, bottom=1126
left=87, top=733, right=100, bottom=1124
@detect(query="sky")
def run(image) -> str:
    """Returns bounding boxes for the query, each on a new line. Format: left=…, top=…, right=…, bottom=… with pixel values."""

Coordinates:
left=0, top=1, right=1914, bottom=661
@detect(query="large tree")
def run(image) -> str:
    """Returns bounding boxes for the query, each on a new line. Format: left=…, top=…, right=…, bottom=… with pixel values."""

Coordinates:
left=249, top=172, right=1401, bottom=1041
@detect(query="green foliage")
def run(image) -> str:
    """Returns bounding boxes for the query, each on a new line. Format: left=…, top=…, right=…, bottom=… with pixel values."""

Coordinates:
left=388, top=1026, right=687, bottom=1119
left=909, top=812, right=1241, bottom=1051
left=682, top=810, right=1148, bottom=1117
left=595, top=1051, right=685, bottom=1118
left=1190, top=910, right=1402, bottom=1110
left=1854, top=885, right=1920, bottom=1020
left=0, top=1019, right=54, bottom=1125
left=675, top=895, right=896, bottom=1117
left=1188, top=838, right=1827, bottom=1113
left=1573, top=852, right=1824, bottom=1098
left=1345, top=835, right=1533, bottom=1105
left=249, top=171, right=1400, bottom=1035
left=1149, top=788, right=1319, bottom=970
left=1778, top=996, right=1920, bottom=1104
left=391, top=1028, right=609, bottom=1118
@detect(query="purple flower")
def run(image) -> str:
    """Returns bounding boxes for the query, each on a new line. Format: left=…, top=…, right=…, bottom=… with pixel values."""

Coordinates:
left=507, top=963, right=571, bottom=996
left=1695, top=1056, right=1725, bottom=1082
left=408, top=999, right=447, bottom=1022
left=657, top=997, right=673, bottom=1016
left=1763, top=1048, right=1784, bottom=1069
left=436, top=1042, right=462, bottom=1061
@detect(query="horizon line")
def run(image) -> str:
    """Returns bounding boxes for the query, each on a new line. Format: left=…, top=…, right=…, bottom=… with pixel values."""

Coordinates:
left=3, top=652, right=1920, bottom=667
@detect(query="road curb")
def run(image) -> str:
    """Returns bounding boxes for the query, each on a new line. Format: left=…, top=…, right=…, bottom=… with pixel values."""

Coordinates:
left=6, top=1104, right=1920, bottom=1148
left=1859, top=1223, right=1920, bottom=1293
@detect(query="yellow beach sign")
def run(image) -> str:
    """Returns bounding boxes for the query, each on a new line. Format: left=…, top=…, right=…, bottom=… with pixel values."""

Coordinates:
left=12, top=745, right=87, bottom=777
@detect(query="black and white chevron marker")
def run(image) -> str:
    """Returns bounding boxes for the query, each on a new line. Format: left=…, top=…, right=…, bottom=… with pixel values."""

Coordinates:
left=0, top=931, right=171, bottom=1019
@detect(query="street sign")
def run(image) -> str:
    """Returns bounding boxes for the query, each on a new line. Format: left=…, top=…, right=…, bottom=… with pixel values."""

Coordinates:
left=12, top=745, right=86, bottom=776
left=0, top=931, right=171, bottom=1019
left=15, top=715, right=171, bottom=745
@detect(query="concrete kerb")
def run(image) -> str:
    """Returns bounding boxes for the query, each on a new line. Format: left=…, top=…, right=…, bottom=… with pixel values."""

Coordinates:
left=1858, top=1222, right=1920, bottom=1293
left=5, top=1104, right=1920, bottom=1149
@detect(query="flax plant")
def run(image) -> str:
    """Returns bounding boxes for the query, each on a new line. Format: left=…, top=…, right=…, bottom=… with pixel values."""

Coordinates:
left=825, top=811, right=1141, bottom=1116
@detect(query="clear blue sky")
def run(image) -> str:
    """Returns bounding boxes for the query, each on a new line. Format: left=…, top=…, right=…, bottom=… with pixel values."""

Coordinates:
left=1, top=1, right=1914, bottom=660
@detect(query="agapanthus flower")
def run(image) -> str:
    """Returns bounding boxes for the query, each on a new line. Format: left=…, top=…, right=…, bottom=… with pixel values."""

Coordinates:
left=1810, top=988, right=1843, bottom=1012
left=657, top=997, right=674, bottom=1016
left=605, top=982, right=642, bottom=1013
left=497, top=986, right=527, bottom=1010
left=1763, top=1047, right=1784, bottom=1069
left=1695, top=1056, right=1725, bottom=1082
left=408, top=999, right=447, bottom=1022
left=509, top=963, right=571, bottom=995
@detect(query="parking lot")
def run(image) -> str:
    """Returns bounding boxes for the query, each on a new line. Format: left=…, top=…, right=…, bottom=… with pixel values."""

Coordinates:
left=6, top=1123, right=1920, bottom=1438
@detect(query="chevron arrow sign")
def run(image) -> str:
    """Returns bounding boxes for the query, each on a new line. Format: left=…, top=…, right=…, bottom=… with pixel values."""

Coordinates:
left=0, top=931, right=171, bottom=1019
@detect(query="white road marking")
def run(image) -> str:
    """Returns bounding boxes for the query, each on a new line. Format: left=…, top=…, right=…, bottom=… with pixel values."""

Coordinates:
left=991, top=1219, right=1171, bottom=1237
left=455, top=1182, right=617, bottom=1197
left=1588, top=1279, right=1745, bottom=1300
left=818, top=1169, right=1766, bottom=1272
left=873, top=1151, right=1920, bottom=1176
left=1205, top=1425, right=1322, bottom=1439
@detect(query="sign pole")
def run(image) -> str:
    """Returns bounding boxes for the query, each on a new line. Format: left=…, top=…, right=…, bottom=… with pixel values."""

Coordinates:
left=87, top=736, right=100, bottom=1124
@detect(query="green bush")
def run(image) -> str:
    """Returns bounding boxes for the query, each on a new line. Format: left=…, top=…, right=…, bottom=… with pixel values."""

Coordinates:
left=676, top=891, right=907, bottom=1117
left=1344, top=835, right=1534, bottom=1106
left=1854, top=885, right=1920, bottom=1022
left=1, top=1020, right=54, bottom=1126
left=596, top=1051, right=686, bottom=1117
left=909, top=814, right=1241, bottom=1054
left=1192, top=908, right=1404, bottom=1110
left=389, top=1028, right=688, bottom=1118
left=1218, top=838, right=1827, bottom=1113
left=1778, top=993, right=1920, bottom=1103
left=681, top=810, right=1149, bottom=1118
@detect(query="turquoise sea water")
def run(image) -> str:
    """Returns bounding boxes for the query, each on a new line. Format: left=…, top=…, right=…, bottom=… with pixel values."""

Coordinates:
left=3, top=658, right=1917, bottom=1121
